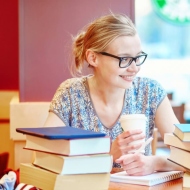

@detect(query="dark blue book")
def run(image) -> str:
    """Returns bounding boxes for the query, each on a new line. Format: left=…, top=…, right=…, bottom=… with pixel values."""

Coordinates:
left=16, top=127, right=110, bottom=155
left=174, top=124, right=190, bottom=142
left=16, top=126, right=106, bottom=139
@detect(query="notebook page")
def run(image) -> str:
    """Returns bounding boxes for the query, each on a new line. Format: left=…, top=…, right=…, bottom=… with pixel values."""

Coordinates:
left=110, top=171, right=183, bottom=186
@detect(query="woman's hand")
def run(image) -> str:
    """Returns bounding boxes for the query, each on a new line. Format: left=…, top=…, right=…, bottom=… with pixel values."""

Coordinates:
left=110, top=129, right=145, bottom=161
left=115, top=153, right=156, bottom=176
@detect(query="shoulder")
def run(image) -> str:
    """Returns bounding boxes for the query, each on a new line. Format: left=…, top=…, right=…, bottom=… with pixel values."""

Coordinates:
left=132, top=77, right=166, bottom=101
left=55, top=77, right=87, bottom=95
left=59, top=77, right=86, bottom=90
left=133, top=77, right=160, bottom=86
left=51, top=77, right=88, bottom=102
left=133, top=77, right=164, bottom=90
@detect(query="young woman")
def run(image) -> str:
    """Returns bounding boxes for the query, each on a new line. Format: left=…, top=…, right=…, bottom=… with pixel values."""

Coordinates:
left=44, top=13, right=185, bottom=175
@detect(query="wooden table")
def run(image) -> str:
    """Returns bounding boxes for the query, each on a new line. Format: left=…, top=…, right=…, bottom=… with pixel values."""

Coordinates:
left=109, top=178, right=184, bottom=190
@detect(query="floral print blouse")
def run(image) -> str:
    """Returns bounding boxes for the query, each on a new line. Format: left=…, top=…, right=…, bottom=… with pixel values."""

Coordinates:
left=49, top=76, right=166, bottom=157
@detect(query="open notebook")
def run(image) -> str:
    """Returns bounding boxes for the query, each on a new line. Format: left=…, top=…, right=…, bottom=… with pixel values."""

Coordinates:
left=110, top=171, right=183, bottom=186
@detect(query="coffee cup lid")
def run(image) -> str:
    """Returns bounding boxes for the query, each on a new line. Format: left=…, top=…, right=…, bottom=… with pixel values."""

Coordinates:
left=119, top=114, right=147, bottom=121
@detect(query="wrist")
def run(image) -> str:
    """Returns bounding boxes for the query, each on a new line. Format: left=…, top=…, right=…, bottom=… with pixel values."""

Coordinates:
left=152, top=156, right=161, bottom=171
left=110, top=141, right=122, bottom=162
left=110, top=148, right=121, bottom=162
left=152, top=155, right=174, bottom=171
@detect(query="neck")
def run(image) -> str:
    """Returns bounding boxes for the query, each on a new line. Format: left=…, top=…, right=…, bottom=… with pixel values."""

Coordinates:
left=87, top=75, right=125, bottom=106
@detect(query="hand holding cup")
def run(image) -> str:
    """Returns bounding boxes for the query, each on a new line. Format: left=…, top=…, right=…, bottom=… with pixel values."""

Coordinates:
left=119, top=114, right=147, bottom=153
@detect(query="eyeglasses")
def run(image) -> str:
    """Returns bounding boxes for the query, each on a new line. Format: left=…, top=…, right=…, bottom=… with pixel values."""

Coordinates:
left=98, top=51, right=148, bottom=68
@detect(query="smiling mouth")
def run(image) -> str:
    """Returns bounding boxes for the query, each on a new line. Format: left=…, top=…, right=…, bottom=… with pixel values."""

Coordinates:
left=119, top=75, right=135, bottom=80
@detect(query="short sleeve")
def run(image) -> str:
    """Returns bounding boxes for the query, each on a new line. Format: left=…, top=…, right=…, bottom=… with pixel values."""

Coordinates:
left=148, top=79, right=167, bottom=109
left=49, top=80, right=72, bottom=126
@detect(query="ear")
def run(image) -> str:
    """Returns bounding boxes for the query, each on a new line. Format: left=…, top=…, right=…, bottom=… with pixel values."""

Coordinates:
left=85, top=49, right=98, bottom=67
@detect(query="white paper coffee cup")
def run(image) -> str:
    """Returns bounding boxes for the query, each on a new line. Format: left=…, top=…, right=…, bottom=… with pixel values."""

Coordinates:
left=119, top=114, right=147, bottom=153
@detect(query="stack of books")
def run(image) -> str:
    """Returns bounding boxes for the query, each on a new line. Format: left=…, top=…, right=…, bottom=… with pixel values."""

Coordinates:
left=164, top=123, right=190, bottom=188
left=16, top=126, right=112, bottom=190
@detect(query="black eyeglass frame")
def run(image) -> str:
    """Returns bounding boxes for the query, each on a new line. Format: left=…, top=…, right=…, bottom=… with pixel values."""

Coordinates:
left=99, top=51, right=148, bottom=68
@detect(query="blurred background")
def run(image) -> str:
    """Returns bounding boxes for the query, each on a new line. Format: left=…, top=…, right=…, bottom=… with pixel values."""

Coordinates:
left=1, top=0, right=190, bottom=170
left=136, top=0, right=190, bottom=123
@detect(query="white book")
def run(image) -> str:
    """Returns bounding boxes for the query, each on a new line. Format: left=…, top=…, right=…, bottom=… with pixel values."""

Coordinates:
left=33, top=151, right=112, bottom=174
left=20, top=163, right=110, bottom=190
left=164, top=133, right=190, bottom=151
left=110, top=171, right=183, bottom=186
left=25, top=134, right=111, bottom=156
left=16, top=127, right=111, bottom=156
left=168, top=146, right=190, bottom=170
left=183, top=173, right=190, bottom=188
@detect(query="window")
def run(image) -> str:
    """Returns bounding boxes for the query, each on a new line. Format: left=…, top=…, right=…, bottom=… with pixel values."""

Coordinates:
left=136, top=0, right=190, bottom=59
left=135, top=0, right=190, bottom=121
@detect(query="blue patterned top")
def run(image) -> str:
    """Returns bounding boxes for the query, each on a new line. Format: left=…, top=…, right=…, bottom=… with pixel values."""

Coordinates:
left=49, top=76, right=166, bottom=156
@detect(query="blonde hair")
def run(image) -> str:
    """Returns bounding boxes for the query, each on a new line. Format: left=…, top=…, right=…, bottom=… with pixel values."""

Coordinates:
left=71, top=13, right=136, bottom=76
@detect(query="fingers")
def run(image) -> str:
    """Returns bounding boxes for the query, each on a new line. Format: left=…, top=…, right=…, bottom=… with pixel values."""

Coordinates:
left=115, top=153, right=145, bottom=176
left=122, top=154, right=143, bottom=173
left=116, top=130, right=145, bottom=155
left=115, top=154, right=135, bottom=168
left=112, top=130, right=145, bottom=159
left=120, top=130, right=145, bottom=144
left=115, top=153, right=140, bottom=164
left=120, top=143, right=142, bottom=154
left=116, top=154, right=155, bottom=176
left=122, top=129, right=144, bottom=138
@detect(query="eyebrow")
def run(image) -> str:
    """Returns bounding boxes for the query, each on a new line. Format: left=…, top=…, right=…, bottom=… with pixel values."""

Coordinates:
left=117, top=51, right=144, bottom=57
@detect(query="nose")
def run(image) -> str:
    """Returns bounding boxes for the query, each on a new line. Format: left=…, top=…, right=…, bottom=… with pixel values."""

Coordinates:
left=127, top=60, right=139, bottom=72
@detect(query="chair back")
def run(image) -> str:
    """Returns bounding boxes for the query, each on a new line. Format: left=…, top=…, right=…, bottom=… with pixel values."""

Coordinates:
left=0, top=152, right=9, bottom=178
left=167, top=93, right=173, bottom=100
left=172, top=103, right=185, bottom=123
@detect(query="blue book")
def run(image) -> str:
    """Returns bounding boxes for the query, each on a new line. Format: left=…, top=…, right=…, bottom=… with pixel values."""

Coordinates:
left=174, top=124, right=190, bottom=142
left=16, top=126, right=106, bottom=139
left=16, top=127, right=110, bottom=156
